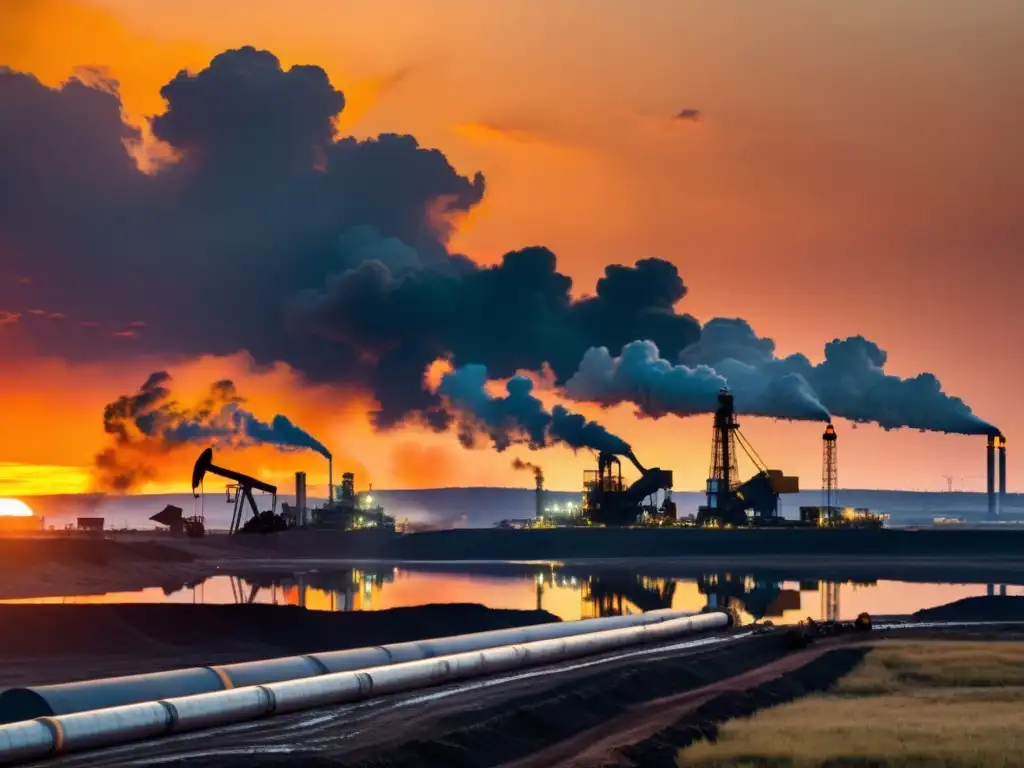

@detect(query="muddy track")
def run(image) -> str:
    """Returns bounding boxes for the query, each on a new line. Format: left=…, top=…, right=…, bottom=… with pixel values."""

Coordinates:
left=609, top=647, right=868, bottom=768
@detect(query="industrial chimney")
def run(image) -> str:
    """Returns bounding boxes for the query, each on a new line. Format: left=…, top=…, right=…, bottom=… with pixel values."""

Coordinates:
left=295, top=471, right=307, bottom=527
left=328, top=456, right=334, bottom=504
left=535, top=472, right=545, bottom=519
left=998, top=435, right=1007, bottom=515
left=987, top=436, right=997, bottom=518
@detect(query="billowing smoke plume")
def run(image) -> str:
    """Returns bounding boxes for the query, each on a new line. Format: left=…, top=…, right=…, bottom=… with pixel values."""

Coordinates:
left=437, top=364, right=631, bottom=455
left=0, top=50, right=699, bottom=431
left=512, top=457, right=544, bottom=485
left=565, top=318, right=996, bottom=436
left=95, top=371, right=330, bottom=491
left=0, top=47, right=995, bottom=451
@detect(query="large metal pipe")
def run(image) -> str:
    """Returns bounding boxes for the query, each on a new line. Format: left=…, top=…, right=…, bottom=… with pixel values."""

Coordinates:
left=0, top=609, right=699, bottom=725
left=987, top=436, right=996, bottom=518
left=0, top=612, right=730, bottom=765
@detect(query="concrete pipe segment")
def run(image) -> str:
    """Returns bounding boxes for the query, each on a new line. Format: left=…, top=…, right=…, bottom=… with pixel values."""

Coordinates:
left=0, top=608, right=695, bottom=726
left=0, top=611, right=730, bottom=765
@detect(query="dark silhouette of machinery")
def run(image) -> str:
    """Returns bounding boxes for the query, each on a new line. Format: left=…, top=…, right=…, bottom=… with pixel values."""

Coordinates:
left=697, top=572, right=800, bottom=620
left=312, top=471, right=396, bottom=530
left=149, top=504, right=206, bottom=538
left=191, top=448, right=286, bottom=534
left=582, top=574, right=676, bottom=616
left=696, top=389, right=799, bottom=527
left=581, top=451, right=675, bottom=526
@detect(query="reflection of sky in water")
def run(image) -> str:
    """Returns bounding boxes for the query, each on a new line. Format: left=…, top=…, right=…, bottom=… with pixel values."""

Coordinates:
left=2, top=567, right=1021, bottom=624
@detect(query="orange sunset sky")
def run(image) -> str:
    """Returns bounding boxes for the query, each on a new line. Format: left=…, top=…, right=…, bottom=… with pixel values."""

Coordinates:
left=1, top=0, right=1021, bottom=497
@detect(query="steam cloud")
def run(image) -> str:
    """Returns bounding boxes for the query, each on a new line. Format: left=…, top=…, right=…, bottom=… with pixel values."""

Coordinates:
left=96, top=370, right=330, bottom=491
left=438, top=364, right=631, bottom=455
left=565, top=318, right=996, bottom=436
left=0, top=46, right=996, bottom=453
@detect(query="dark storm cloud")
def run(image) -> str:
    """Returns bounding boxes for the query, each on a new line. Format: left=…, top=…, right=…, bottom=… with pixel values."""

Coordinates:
left=564, top=318, right=996, bottom=435
left=152, top=47, right=345, bottom=174
left=0, top=48, right=485, bottom=386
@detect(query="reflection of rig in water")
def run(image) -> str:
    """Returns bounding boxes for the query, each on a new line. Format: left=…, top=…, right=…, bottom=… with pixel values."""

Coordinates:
left=533, top=567, right=877, bottom=622
left=233, top=567, right=397, bottom=611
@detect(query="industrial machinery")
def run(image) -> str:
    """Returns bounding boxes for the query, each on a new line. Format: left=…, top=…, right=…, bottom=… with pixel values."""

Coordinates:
left=190, top=448, right=285, bottom=534
left=149, top=504, right=206, bottom=538
left=311, top=471, right=396, bottom=531
left=581, top=451, right=675, bottom=526
left=783, top=612, right=872, bottom=650
left=696, top=389, right=800, bottom=527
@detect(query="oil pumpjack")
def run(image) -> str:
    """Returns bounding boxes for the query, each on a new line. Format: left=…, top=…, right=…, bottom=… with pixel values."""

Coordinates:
left=191, top=448, right=285, bottom=534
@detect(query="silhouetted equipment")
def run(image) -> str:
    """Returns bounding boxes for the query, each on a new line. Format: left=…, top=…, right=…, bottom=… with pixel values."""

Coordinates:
left=823, top=423, right=838, bottom=508
left=76, top=517, right=104, bottom=533
left=696, top=389, right=800, bottom=527
left=295, top=472, right=308, bottom=527
left=988, top=435, right=997, bottom=518
left=150, top=504, right=205, bottom=537
left=784, top=613, right=872, bottom=650
left=581, top=450, right=675, bottom=526
left=799, top=505, right=885, bottom=528
left=190, top=448, right=282, bottom=534
left=997, top=434, right=1007, bottom=516
left=311, top=471, right=396, bottom=531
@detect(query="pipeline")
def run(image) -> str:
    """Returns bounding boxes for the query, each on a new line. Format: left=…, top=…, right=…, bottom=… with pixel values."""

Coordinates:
left=0, top=608, right=697, bottom=725
left=0, top=612, right=730, bottom=765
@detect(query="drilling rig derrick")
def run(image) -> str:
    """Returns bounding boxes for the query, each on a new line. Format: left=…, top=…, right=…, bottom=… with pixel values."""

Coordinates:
left=696, top=389, right=800, bottom=528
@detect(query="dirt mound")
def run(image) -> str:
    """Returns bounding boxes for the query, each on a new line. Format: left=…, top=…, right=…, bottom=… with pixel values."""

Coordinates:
left=0, top=604, right=557, bottom=687
left=0, top=537, right=194, bottom=567
left=914, top=595, right=1024, bottom=623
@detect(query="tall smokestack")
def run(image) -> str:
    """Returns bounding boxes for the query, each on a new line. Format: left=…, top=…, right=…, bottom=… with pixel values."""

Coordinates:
left=998, top=435, right=1007, bottom=515
left=535, top=471, right=544, bottom=520
left=295, top=471, right=307, bottom=527
left=987, top=436, right=996, bottom=518
left=328, top=456, right=334, bottom=504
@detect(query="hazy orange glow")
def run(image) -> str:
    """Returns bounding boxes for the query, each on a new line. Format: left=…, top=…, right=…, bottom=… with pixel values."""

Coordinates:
left=2, top=0, right=1021, bottom=493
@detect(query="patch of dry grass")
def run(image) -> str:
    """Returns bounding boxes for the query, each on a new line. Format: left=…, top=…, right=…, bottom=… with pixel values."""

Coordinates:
left=678, top=640, right=1024, bottom=768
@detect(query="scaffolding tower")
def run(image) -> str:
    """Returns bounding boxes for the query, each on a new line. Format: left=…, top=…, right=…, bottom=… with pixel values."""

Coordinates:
left=822, top=423, right=838, bottom=509
left=708, top=389, right=740, bottom=510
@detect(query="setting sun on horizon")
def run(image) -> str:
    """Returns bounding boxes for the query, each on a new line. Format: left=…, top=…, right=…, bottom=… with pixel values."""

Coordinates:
left=0, top=498, right=35, bottom=517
